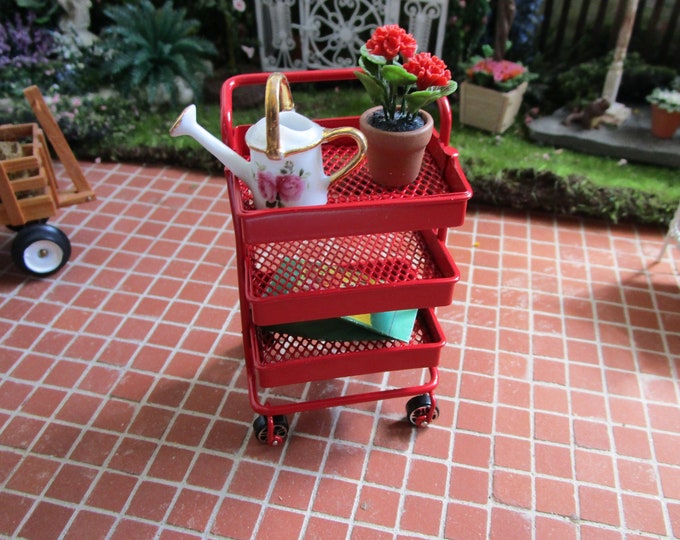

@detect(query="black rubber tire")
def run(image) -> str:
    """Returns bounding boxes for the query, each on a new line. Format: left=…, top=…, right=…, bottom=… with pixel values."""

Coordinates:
left=252, top=415, right=289, bottom=445
left=11, top=223, right=71, bottom=277
left=406, top=394, right=440, bottom=426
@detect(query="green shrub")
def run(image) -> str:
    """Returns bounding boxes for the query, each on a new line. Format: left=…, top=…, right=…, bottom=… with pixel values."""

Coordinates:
left=100, top=0, right=217, bottom=106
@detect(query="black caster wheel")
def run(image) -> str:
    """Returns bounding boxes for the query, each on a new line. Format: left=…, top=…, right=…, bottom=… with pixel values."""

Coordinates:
left=406, top=394, right=440, bottom=427
left=253, top=415, right=289, bottom=446
left=7, top=218, right=49, bottom=232
left=11, top=223, right=71, bottom=277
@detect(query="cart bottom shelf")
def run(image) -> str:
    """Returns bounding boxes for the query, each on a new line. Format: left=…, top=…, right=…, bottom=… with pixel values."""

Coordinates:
left=249, top=308, right=445, bottom=388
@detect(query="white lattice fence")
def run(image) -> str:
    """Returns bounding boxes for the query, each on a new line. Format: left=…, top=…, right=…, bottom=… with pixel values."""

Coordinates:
left=254, top=0, right=448, bottom=71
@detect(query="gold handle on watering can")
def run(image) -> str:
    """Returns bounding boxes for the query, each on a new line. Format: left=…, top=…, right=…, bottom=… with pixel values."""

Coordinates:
left=322, top=127, right=368, bottom=183
left=264, top=72, right=295, bottom=160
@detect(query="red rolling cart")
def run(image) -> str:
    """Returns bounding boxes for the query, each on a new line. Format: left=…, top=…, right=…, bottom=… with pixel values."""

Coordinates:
left=221, top=68, right=472, bottom=445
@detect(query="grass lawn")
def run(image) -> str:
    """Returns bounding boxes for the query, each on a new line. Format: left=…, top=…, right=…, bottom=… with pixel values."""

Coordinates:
left=101, top=86, right=678, bottom=226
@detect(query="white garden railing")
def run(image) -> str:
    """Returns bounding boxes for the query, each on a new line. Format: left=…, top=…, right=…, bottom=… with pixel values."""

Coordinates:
left=253, top=0, right=449, bottom=71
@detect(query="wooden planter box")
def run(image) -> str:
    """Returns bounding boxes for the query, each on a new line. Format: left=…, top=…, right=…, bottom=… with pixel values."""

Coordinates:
left=459, top=81, right=528, bottom=134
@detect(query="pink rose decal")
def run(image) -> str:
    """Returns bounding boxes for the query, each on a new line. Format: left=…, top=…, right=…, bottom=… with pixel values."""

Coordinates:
left=256, top=161, right=308, bottom=207
left=276, top=174, right=304, bottom=203
left=257, top=171, right=278, bottom=203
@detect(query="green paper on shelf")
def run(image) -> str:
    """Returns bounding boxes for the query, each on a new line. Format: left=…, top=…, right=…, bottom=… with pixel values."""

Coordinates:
left=264, top=309, right=418, bottom=342
left=263, top=256, right=418, bottom=341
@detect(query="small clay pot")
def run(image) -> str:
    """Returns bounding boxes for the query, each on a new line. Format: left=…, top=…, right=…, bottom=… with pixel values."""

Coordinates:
left=650, top=104, right=680, bottom=139
left=359, top=107, right=434, bottom=187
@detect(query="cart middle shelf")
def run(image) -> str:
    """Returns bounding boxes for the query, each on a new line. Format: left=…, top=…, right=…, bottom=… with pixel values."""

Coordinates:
left=243, top=228, right=459, bottom=326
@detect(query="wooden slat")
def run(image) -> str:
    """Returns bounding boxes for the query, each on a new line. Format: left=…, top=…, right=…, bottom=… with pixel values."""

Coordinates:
left=0, top=164, right=24, bottom=224
left=0, top=194, right=56, bottom=224
left=1, top=156, right=41, bottom=176
left=0, top=123, right=35, bottom=141
left=8, top=175, right=47, bottom=194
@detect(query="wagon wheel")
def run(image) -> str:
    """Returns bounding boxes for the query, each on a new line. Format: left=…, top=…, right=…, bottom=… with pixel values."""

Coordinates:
left=406, top=394, right=440, bottom=427
left=252, top=415, right=289, bottom=446
left=11, top=223, right=71, bottom=277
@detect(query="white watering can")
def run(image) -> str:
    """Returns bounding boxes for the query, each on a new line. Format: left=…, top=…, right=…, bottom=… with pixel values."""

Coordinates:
left=170, top=72, right=367, bottom=209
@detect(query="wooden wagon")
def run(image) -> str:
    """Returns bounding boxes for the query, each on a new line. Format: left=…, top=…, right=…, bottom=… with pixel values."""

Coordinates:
left=0, top=86, right=95, bottom=276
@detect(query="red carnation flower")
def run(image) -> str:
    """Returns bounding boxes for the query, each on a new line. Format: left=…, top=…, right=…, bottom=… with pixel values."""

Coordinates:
left=404, top=52, right=452, bottom=90
left=365, top=24, right=417, bottom=61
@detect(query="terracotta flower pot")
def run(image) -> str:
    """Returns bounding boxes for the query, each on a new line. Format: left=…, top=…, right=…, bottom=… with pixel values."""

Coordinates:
left=359, top=107, right=434, bottom=187
left=650, top=104, right=680, bottom=139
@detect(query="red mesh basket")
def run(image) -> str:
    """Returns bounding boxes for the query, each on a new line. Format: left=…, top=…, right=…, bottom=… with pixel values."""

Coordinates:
left=250, top=308, right=445, bottom=387
left=244, top=229, right=459, bottom=325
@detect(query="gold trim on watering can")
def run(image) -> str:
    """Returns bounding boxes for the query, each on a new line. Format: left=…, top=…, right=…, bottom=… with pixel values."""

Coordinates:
left=264, top=72, right=295, bottom=160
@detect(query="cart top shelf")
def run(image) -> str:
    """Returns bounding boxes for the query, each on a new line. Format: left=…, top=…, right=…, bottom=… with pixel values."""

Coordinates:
left=222, top=69, right=472, bottom=243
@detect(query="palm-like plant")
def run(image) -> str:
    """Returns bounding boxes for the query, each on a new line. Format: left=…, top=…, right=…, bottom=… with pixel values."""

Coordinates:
left=101, top=0, right=216, bottom=105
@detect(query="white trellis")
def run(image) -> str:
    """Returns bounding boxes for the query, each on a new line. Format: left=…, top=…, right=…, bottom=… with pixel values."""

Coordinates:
left=254, top=0, right=449, bottom=71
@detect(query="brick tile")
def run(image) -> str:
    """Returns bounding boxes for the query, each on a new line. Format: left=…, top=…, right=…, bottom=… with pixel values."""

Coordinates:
left=535, top=442, right=573, bottom=478
left=449, top=466, right=489, bottom=504
left=400, top=493, right=443, bottom=536
left=87, top=471, right=137, bottom=512
left=108, top=437, right=157, bottom=475
left=445, top=502, right=488, bottom=539
left=18, top=502, right=74, bottom=540
left=493, top=470, right=531, bottom=508
left=494, top=435, right=531, bottom=471
left=305, top=517, right=349, bottom=539
left=70, top=431, right=118, bottom=466
left=578, top=485, right=621, bottom=527
left=356, top=485, right=400, bottom=528
left=324, top=442, right=367, bottom=480
left=127, top=480, right=176, bottom=521
left=0, top=492, right=33, bottom=537
left=270, top=470, right=316, bottom=510
left=45, top=463, right=97, bottom=503
left=110, top=518, right=158, bottom=540
left=148, top=446, right=194, bottom=482
left=228, top=460, right=275, bottom=499
left=313, top=477, right=357, bottom=518
left=6, top=455, right=59, bottom=494
left=574, top=449, right=615, bottom=487
left=617, top=459, right=660, bottom=495
left=365, top=449, right=407, bottom=488
left=62, top=510, right=116, bottom=540
left=258, top=507, right=305, bottom=539
left=621, top=493, right=668, bottom=536
left=167, top=489, right=218, bottom=531
left=535, top=477, right=576, bottom=516
left=212, top=497, right=261, bottom=540
left=489, top=507, right=532, bottom=540
left=32, top=422, right=81, bottom=458
left=407, top=458, right=448, bottom=497
left=0, top=416, right=44, bottom=450
left=186, top=453, right=232, bottom=491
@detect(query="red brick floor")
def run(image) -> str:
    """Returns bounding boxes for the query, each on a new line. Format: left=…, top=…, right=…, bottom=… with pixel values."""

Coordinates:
left=1, top=161, right=679, bottom=539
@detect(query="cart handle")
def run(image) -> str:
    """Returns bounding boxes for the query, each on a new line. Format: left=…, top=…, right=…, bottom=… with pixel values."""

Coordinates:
left=220, top=67, right=452, bottom=151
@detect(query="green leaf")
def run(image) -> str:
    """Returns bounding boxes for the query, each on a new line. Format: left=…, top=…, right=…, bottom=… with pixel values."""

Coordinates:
left=354, top=70, right=384, bottom=105
left=382, top=65, right=417, bottom=86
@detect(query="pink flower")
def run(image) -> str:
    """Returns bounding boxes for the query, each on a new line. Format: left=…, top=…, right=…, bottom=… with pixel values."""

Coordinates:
left=276, top=174, right=304, bottom=203
left=232, top=0, right=246, bottom=12
left=257, top=171, right=277, bottom=203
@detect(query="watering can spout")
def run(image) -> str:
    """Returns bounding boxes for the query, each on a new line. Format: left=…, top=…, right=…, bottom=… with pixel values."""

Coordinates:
left=169, top=104, right=253, bottom=185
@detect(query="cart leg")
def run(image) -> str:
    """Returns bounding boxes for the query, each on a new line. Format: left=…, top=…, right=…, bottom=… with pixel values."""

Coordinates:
left=406, top=393, right=440, bottom=427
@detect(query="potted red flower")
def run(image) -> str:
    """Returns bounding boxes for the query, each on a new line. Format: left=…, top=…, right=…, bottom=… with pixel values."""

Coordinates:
left=355, top=25, right=457, bottom=186
left=460, top=45, right=535, bottom=133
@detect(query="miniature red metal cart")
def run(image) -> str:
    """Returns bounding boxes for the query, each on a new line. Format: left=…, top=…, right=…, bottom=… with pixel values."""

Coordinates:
left=221, top=68, right=472, bottom=445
